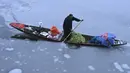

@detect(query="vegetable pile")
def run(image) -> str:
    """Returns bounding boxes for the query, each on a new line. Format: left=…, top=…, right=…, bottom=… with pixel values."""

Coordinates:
left=69, top=32, right=85, bottom=43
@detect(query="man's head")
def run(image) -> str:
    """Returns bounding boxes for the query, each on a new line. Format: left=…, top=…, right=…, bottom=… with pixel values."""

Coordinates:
left=69, top=14, right=73, bottom=16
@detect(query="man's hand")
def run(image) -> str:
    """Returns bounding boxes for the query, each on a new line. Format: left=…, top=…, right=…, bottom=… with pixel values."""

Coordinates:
left=81, top=19, right=84, bottom=21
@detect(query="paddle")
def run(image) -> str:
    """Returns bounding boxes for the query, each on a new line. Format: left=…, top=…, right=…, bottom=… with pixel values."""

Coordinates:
left=62, top=20, right=83, bottom=43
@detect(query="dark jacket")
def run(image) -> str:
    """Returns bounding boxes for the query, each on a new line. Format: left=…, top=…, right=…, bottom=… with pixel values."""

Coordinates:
left=63, top=15, right=81, bottom=32
left=62, top=14, right=81, bottom=40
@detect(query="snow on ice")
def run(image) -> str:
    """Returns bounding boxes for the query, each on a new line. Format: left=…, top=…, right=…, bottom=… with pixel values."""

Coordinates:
left=14, top=61, right=22, bottom=66
left=53, top=56, right=60, bottom=63
left=88, top=65, right=95, bottom=71
left=63, top=69, right=67, bottom=72
left=58, top=48, right=63, bottom=51
left=122, top=64, right=130, bottom=69
left=4, top=57, right=12, bottom=60
left=64, top=54, right=71, bottom=59
left=59, top=61, right=64, bottom=64
left=39, top=49, right=44, bottom=51
left=10, top=40, right=15, bottom=42
left=1, top=69, right=5, bottom=71
left=15, top=61, right=20, bottom=64
left=44, top=48, right=47, bottom=50
left=5, top=48, right=14, bottom=51
left=32, top=50, right=36, bottom=52
left=16, top=52, right=25, bottom=58
left=9, top=69, right=22, bottom=73
left=54, top=57, right=59, bottom=63
left=114, top=62, right=124, bottom=72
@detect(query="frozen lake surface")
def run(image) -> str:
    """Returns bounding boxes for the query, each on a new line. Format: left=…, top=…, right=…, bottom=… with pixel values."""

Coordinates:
left=0, top=0, right=130, bottom=73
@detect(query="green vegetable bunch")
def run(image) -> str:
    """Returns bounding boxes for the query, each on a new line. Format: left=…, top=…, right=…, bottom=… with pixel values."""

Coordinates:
left=69, top=32, right=85, bottom=43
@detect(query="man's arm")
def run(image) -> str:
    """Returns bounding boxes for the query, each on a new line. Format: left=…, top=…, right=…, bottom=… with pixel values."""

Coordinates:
left=72, top=16, right=83, bottom=22
left=72, top=16, right=81, bottom=22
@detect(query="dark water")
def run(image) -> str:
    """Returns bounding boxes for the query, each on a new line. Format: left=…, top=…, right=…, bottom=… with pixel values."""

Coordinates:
left=0, top=0, right=130, bottom=73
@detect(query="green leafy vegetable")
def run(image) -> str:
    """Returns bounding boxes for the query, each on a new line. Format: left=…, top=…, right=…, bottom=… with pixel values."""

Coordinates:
left=69, top=32, right=85, bottom=43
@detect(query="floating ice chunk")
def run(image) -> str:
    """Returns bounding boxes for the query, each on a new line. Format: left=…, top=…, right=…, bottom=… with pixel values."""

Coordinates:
left=14, top=61, right=22, bottom=65
left=9, top=69, right=22, bottom=73
left=58, top=48, right=63, bottom=51
left=44, top=48, right=47, bottom=50
left=17, top=53, right=25, bottom=58
left=26, top=41, right=30, bottom=43
left=5, top=48, right=14, bottom=51
left=122, top=64, right=130, bottom=69
left=5, top=58, right=8, bottom=60
left=5, top=57, right=11, bottom=60
left=53, top=56, right=57, bottom=58
left=64, top=54, right=71, bottom=59
left=32, top=50, right=35, bottom=52
left=88, top=65, right=95, bottom=71
left=36, top=69, right=40, bottom=71
left=61, top=43, right=68, bottom=49
left=1, top=69, right=5, bottom=71
left=63, top=69, right=67, bottom=72
left=38, top=48, right=47, bottom=51
left=53, top=56, right=59, bottom=63
left=15, top=61, right=20, bottom=64
left=59, top=61, right=64, bottom=64
left=39, top=49, right=44, bottom=51
left=56, top=68, right=59, bottom=70
left=114, top=62, right=124, bottom=72
left=54, top=58, right=59, bottom=63
left=11, top=40, right=15, bottom=42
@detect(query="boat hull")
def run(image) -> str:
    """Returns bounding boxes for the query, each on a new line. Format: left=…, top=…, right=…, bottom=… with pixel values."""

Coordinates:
left=9, top=22, right=127, bottom=47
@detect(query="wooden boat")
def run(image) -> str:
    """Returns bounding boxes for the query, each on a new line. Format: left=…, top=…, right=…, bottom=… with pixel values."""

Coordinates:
left=9, top=22, right=127, bottom=47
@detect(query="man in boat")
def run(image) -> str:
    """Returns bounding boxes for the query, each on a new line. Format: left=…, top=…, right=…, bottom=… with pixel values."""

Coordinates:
left=62, top=14, right=83, bottom=41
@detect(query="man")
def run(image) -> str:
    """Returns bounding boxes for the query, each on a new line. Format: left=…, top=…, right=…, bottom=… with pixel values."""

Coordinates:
left=63, top=14, right=83, bottom=41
